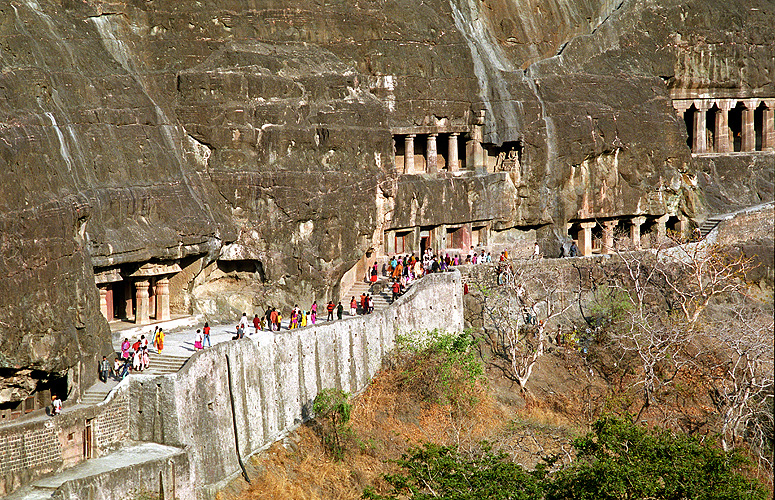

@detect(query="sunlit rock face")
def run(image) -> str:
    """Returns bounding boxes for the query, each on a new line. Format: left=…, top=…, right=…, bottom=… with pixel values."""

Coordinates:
left=0, top=0, right=771, bottom=403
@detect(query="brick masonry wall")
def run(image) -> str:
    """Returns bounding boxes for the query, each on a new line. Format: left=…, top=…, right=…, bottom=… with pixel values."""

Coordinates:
left=0, top=424, right=61, bottom=477
left=0, top=380, right=132, bottom=497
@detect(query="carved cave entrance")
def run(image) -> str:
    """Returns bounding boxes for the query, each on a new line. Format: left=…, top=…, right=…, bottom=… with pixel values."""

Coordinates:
left=729, top=104, right=743, bottom=152
left=420, top=227, right=433, bottom=255
left=0, top=372, right=68, bottom=421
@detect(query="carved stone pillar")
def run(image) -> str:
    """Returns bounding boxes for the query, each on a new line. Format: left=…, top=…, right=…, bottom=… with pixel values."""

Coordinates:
left=672, top=216, right=686, bottom=239
left=692, top=100, right=709, bottom=153
left=654, top=215, right=669, bottom=247
left=741, top=102, right=756, bottom=151
left=602, top=220, right=617, bottom=255
left=579, top=222, right=596, bottom=257
left=630, top=216, right=646, bottom=249
left=471, top=110, right=486, bottom=172
left=155, top=278, right=171, bottom=321
left=714, top=101, right=731, bottom=153
left=404, top=134, right=415, bottom=173
left=426, top=133, right=438, bottom=173
left=448, top=133, right=459, bottom=171
left=98, top=287, right=109, bottom=321
left=148, top=278, right=156, bottom=319
left=673, top=101, right=689, bottom=119
left=135, top=280, right=150, bottom=325
left=763, top=103, right=774, bottom=151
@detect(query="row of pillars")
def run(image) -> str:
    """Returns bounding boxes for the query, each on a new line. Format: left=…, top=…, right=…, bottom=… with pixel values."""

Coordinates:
left=98, top=278, right=170, bottom=325
left=571, top=215, right=670, bottom=257
left=402, top=133, right=459, bottom=173
left=403, top=132, right=479, bottom=173
left=399, top=117, right=487, bottom=174
left=674, top=98, right=774, bottom=154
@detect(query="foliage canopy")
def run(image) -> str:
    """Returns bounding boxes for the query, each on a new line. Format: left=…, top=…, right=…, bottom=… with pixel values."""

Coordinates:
left=365, top=416, right=770, bottom=500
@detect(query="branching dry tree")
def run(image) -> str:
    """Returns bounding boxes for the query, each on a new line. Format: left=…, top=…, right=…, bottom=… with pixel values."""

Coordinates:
left=702, top=305, right=774, bottom=465
left=656, top=237, right=752, bottom=324
left=472, top=261, right=575, bottom=393
left=592, top=233, right=772, bottom=471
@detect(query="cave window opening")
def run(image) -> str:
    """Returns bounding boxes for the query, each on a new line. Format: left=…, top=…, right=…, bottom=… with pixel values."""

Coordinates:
left=729, top=103, right=744, bottom=152
left=472, top=225, right=487, bottom=247
left=706, top=105, right=717, bottom=152
left=438, top=134, right=449, bottom=171
left=615, top=219, right=631, bottom=246
left=420, top=226, right=434, bottom=254
left=567, top=222, right=581, bottom=245
left=683, top=105, right=696, bottom=150
left=395, top=231, right=411, bottom=254
left=394, top=135, right=406, bottom=173
left=641, top=217, right=658, bottom=248
left=754, top=102, right=767, bottom=151
left=446, top=226, right=469, bottom=250
left=0, top=400, right=23, bottom=420
left=417, top=135, right=428, bottom=173
left=458, top=134, right=468, bottom=170
left=666, top=215, right=682, bottom=237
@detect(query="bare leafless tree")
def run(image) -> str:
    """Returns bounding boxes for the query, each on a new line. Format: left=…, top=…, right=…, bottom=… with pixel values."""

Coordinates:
left=591, top=236, right=772, bottom=468
left=702, top=305, right=774, bottom=465
left=471, top=261, right=576, bottom=393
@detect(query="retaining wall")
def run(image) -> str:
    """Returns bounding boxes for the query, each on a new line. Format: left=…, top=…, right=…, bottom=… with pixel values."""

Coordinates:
left=130, top=270, right=464, bottom=498
left=0, top=382, right=130, bottom=497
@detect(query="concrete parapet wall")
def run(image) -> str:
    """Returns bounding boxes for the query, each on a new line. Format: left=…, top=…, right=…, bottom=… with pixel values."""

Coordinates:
left=130, top=271, right=464, bottom=497
left=713, top=203, right=774, bottom=247
left=49, top=443, right=192, bottom=500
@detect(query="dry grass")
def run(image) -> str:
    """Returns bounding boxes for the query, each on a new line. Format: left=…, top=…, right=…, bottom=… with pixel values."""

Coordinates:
left=237, top=359, right=528, bottom=500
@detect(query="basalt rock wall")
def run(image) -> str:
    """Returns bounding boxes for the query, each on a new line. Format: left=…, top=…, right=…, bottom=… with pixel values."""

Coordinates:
left=0, top=0, right=772, bottom=404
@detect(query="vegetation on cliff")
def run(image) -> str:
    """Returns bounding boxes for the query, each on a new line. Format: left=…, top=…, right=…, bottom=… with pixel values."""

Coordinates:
left=237, top=241, right=772, bottom=499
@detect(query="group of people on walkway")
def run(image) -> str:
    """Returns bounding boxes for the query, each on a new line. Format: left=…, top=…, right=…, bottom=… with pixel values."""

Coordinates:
left=111, top=326, right=167, bottom=377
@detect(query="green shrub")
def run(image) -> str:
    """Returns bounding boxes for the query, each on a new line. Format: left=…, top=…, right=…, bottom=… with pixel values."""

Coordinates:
left=313, top=388, right=353, bottom=461
left=546, top=415, right=770, bottom=500
left=395, top=329, right=484, bottom=417
left=363, top=443, right=543, bottom=500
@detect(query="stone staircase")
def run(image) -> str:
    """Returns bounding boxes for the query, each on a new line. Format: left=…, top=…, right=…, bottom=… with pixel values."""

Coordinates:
left=80, top=382, right=118, bottom=406
left=697, top=214, right=726, bottom=238
left=80, top=353, right=189, bottom=406
left=343, top=278, right=394, bottom=313
left=131, top=353, right=190, bottom=377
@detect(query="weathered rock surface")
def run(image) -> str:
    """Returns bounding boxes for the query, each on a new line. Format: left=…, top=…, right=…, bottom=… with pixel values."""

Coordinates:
left=0, top=0, right=772, bottom=403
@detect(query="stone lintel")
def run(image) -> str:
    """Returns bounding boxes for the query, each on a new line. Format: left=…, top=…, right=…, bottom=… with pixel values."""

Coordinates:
left=128, top=262, right=182, bottom=278
left=94, top=268, right=123, bottom=284
left=391, top=125, right=471, bottom=136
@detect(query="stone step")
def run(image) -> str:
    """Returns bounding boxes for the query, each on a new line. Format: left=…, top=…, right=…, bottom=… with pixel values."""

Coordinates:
left=343, top=278, right=412, bottom=313
left=698, top=218, right=724, bottom=237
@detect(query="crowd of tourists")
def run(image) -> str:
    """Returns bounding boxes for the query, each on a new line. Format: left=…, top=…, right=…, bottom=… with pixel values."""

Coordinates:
left=101, top=245, right=524, bottom=383
left=100, top=326, right=168, bottom=380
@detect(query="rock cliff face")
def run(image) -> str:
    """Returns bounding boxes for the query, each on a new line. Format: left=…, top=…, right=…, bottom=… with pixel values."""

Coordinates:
left=0, top=0, right=772, bottom=404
